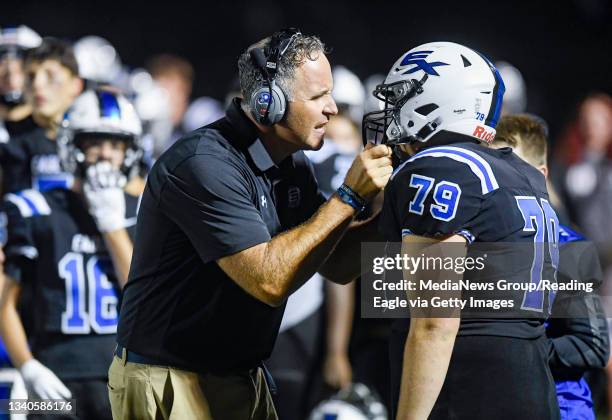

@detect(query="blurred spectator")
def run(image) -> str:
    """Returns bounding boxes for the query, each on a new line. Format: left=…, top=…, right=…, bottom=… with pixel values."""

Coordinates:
left=553, top=93, right=612, bottom=418
left=146, top=53, right=223, bottom=156
left=556, top=93, right=612, bottom=254
left=147, top=53, right=193, bottom=131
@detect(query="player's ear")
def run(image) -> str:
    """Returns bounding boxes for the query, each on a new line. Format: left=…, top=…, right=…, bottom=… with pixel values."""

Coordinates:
left=538, top=165, right=548, bottom=179
left=70, top=76, right=84, bottom=98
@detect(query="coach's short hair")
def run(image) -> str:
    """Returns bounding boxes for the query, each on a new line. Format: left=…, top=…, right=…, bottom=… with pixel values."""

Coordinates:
left=25, top=37, right=79, bottom=76
left=237, top=32, right=326, bottom=103
left=493, top=114, right=548, bottom=167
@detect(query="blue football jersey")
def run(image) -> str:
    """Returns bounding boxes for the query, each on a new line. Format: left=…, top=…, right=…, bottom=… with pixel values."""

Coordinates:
left=380, top=136, right=560, bottom=338
left=2, top=188, right=138, bottom=380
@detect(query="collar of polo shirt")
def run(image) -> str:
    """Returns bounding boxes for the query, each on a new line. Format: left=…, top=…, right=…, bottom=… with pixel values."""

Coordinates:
left=226, top=97, right=296, bottom=174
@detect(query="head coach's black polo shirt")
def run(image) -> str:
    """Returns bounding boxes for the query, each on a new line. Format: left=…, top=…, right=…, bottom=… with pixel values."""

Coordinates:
left=117, top=98, right=327, bottom=373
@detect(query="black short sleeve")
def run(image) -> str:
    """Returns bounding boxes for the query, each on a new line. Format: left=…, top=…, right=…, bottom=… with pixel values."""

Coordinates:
left=159, top=153, right=272, bottom=264
left=380, top=155, right=484, bottom=242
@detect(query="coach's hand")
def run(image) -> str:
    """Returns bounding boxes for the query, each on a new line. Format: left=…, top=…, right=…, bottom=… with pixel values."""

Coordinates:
left=20, top=359, right=72, bottom=400
left=342, top=143, right=393, bottom=202
left=83, top=161, right=127, bottom=232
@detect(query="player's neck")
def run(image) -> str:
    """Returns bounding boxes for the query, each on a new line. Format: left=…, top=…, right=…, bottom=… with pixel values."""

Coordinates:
left=32, top=112, right=61, bottom=139
left=70, top=178, right=83, bottom=195
left=4, top=104, right=32, bottom=122
left=421, top=131, right=479, bottom=151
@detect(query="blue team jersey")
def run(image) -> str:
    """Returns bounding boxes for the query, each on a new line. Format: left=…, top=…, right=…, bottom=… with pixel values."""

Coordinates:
left=380, top=138, right=559, bottom=338
left=1, top=188, right=139, bottom=380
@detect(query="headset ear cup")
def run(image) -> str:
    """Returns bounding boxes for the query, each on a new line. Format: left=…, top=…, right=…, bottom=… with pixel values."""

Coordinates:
left=249, top=83, right=287, bottom=125
left=267, top=83, right=287, bottom=124
left=249, top=86, right=270, bottom=125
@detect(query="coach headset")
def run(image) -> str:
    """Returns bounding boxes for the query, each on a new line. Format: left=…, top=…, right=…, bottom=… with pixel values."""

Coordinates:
left=249, top=28, right=301, bottom=125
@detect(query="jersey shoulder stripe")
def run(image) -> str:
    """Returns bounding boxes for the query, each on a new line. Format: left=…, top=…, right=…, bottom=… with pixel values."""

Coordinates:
left=5, top=189, right=51, bottom=218
left=392, top=145, right=499, bottom=194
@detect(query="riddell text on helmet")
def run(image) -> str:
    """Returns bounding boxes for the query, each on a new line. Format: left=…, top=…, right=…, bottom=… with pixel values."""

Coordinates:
left=473, top=125, right=495, bottom=143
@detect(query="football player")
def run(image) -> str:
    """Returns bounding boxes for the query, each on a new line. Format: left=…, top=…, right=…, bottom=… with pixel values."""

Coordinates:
left=0, top=89, right=141, bottom=419
left=367, top=42, right=560, bottom=419
left=0, top=37, right=82, bottom=195
left=492, top=114, right=609, bottom=420
left=0, top=25, right=43, bottom=401
left=0, top=25, right=42, bottom=141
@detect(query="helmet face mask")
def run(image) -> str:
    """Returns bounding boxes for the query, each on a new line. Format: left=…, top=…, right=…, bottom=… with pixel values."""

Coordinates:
left=0, top=51, right=26, bottom=106
left=363, top=41, right=505, bottom=148
left=0, top=25, right=42, bottom=106
left=362, top=74, right=428, bottom=146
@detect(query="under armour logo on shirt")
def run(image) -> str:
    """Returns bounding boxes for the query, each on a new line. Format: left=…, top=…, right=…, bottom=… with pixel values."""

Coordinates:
left=261, top=195, right=267, bottom=208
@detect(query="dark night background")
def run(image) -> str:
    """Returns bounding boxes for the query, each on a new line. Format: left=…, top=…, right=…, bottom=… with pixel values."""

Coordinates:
left=3, top=0, right=611, bottom=144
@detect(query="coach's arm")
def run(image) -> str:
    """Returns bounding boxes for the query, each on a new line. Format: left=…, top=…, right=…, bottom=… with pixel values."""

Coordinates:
left=217, top=145, right=392, bottom=307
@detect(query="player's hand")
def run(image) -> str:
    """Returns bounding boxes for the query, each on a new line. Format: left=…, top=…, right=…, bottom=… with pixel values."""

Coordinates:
left=342, top=142, right=393, bottom=202
left=83, top=161, right=127, bottom=232
left=323, top=352, right=352, bottom=389
left=20, top=359, right=72, bottom=400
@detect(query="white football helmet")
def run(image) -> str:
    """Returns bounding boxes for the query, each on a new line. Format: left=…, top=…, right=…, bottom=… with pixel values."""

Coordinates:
left=0, top=25, right=42, bottom=105
left=332, top=65, right=366, bottom=123
left=363, top=41, right=505, bottom=146
left=309, top=383, right=388, bottom=420
left=74, top=36, right=123, bottom=85
left=0, top=25, right=42, bottom=52
left=58, top=89, right=143, bottom=179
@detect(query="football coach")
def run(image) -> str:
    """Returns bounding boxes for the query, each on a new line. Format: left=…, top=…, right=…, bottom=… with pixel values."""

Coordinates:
left=108, top=29, right=393, bottom=420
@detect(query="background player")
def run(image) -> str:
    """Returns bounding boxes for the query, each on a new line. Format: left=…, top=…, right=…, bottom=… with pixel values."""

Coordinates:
left=492, top=114, right=610, bottom=419
left=368, top=42, right=560, bottom=419
left=0, top=25, right=42, bottom=141
left=0, top=89, right=141, bottom=419
left=0, top=37, right=82, bottom=195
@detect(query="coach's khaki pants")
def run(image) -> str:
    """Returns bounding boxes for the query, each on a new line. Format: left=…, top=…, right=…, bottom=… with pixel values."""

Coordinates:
left=108, top=351, right=278, bottom=420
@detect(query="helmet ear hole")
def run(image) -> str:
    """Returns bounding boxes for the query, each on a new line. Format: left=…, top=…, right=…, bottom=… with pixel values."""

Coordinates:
left=414, top=103, right=439, bottom=116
